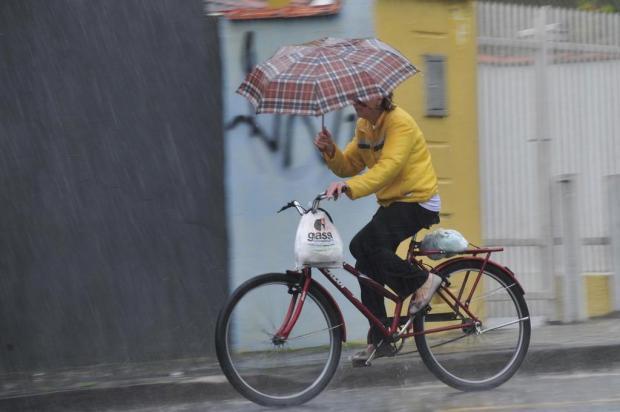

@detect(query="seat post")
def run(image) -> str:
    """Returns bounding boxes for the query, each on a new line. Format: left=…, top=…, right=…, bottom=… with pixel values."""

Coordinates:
left=406, top=234, right=419, bottom=262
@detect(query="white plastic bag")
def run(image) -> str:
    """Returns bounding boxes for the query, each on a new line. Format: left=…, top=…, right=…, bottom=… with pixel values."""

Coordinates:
left=294, top=210, right=343, bottom=269
left=420, top=228, right=468, bottom=260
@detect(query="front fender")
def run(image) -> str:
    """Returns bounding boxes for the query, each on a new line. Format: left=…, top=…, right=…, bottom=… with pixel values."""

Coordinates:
left=311, top=280, right=347, bottom=342
left=287, top=270, right=347, bottom=342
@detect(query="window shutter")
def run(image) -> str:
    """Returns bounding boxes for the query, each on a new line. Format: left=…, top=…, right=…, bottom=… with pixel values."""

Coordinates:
left=424, top=54, right=447, bottom=117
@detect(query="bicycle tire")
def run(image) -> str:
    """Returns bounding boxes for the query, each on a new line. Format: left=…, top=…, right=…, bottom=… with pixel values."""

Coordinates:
left=413, top=258, right=531, bottom=391
left=215, top=272, right=343, bottom=406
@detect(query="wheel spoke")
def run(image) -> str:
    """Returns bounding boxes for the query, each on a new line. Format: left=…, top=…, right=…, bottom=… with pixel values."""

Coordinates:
left=428, top=332, right=472, bottom=349
left=287, top=323, right=343, bottom=342
left=468, top=283, right=517, bottom=304
left=480, top=317, right=530, bottom=334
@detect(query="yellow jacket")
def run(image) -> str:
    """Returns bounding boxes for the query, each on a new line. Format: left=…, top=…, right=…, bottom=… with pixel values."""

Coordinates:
left=325, top=106, right=438, bottom=207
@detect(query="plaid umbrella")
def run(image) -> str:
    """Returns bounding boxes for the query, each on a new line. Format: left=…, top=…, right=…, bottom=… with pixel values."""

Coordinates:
left=236, top=37, right=418, bottom=117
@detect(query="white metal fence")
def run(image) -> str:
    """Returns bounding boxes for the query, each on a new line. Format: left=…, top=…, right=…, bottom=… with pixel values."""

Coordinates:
left=477, top=2, right=620, bottom=321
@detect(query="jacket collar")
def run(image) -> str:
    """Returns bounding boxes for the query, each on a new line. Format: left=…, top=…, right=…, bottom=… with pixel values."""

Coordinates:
left=358, top=109, right=391, bottom=137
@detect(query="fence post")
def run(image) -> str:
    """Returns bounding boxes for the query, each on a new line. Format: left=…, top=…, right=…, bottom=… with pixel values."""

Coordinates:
left=607, top=174, right=620, bottom=311
left=556, top=175, right=587, bottom=322
left=534, top=6, right=557, bottom=321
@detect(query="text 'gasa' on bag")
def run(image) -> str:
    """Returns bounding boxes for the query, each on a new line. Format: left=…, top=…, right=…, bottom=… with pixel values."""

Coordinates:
left=294, top=209, right=344, bottom=269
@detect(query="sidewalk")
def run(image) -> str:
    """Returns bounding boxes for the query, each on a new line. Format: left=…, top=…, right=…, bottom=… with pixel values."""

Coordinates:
left=1, top=313, right=619, bottom=401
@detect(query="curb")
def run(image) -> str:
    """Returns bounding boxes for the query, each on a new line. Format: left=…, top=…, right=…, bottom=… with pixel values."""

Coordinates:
left=333, top=342, right=620, bottom=389
left=2, top=342, right=619, bottom=407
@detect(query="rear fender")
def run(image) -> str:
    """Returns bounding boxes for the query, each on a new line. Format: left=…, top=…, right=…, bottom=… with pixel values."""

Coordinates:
left=432, top=257, right=525, bottom=296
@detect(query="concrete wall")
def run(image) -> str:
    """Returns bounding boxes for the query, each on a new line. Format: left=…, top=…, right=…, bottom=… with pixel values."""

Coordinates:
left=0, top=1, right=227, bottom=372
left=477, top=3, right=620, bottom=319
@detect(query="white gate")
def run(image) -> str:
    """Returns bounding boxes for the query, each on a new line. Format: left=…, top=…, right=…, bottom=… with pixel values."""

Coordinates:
left=477, top=3, right=620, bottom=321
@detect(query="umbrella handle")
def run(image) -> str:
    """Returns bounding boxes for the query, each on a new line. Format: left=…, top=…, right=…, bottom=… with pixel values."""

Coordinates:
left=321, top=114, right=325, bottom=132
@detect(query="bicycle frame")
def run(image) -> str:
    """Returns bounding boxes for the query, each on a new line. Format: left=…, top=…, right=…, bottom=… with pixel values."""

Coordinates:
left=274, top=246, right=516, bottom=344
left=219, top=194, right=533, bottom=406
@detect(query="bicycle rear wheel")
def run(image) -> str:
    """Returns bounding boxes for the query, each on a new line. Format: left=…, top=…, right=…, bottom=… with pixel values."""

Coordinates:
left=215, top=272, right=342, bottom=406
left=413, top=259, right=530, bottom=391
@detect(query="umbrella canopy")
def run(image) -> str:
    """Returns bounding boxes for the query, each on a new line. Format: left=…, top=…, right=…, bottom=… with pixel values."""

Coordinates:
left=236, top=37, right=418, bottom=117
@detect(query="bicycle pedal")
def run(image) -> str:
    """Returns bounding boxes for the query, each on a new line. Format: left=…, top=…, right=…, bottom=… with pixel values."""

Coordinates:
left=351, top=358, right=372, bottom=368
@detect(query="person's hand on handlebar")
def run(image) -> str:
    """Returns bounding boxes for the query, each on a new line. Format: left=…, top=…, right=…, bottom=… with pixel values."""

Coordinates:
left=314, top=128, right=336, bottom=159
left=325, top=181, right=350, bottom=201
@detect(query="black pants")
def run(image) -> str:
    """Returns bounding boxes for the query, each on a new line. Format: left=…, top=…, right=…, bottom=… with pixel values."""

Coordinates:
left=349, top=202, right=440, bottom=342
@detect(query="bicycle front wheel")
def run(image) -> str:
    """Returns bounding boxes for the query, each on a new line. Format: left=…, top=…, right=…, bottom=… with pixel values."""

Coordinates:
left=414, top=259, right=530, bottom=391
left=215, top=272, right=342, bottom=406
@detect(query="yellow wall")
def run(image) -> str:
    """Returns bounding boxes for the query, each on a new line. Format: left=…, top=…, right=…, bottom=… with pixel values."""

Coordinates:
left=584, top=274, right=613, bottom=317
left=376, top=0, right=480, bottom=246
left=554, top=274, right=613, bottom=319
left=376, top=0, right=480, bottom=315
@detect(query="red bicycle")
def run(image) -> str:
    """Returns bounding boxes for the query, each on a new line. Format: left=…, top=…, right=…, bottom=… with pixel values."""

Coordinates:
left=215, top=194, right=531, bottom=406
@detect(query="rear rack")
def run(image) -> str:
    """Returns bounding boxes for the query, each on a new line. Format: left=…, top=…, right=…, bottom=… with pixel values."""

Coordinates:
left=413, top=247, right=504, bottom=256
left=407, top=240, right=503, bottom=261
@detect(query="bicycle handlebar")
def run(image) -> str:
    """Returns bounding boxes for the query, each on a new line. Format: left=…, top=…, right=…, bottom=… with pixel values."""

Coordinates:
left=278, top=192, right=328, bottom=216
left=310, top=192, right=328, bottom=213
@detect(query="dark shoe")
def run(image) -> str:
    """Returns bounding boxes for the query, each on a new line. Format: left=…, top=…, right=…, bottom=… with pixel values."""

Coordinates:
left=350, top=344, right=393, bottom=367
left=409, top=273, right=443, bottom=315
left=351, top=348, right=375, bottom=367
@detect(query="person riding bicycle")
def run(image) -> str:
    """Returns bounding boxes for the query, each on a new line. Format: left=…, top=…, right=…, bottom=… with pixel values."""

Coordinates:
left=313, top=93, right=443, bottom=366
